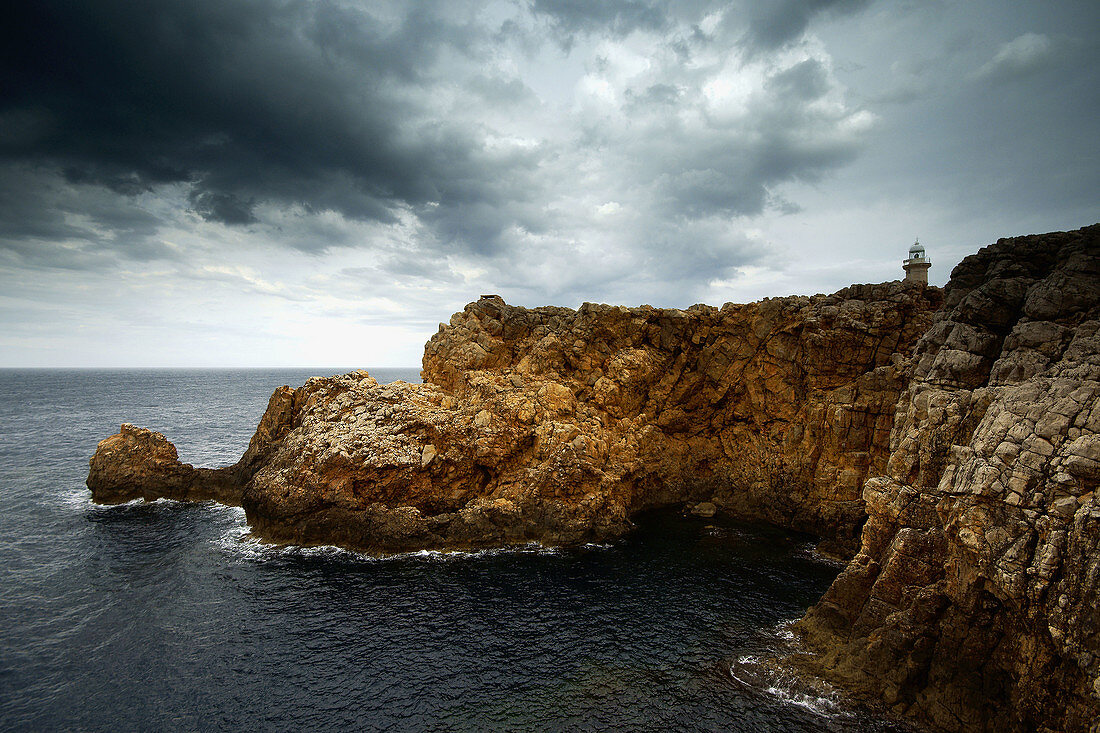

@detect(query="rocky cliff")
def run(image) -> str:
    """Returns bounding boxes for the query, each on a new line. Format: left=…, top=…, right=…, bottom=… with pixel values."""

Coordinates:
left=419, top=282, right=940, bottom=555
left=796, top=224, right=1100, bottom=732
left=86, top=224, right=1100, bottom=731
left=88, top=282, right=939, bottom=556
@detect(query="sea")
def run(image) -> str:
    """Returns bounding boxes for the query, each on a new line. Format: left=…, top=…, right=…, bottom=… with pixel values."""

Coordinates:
left=0, top=368, right=912, bottom=732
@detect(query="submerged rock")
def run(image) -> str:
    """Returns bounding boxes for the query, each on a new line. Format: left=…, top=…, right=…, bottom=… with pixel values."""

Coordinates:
left=691, top=502, right=717, bottom=518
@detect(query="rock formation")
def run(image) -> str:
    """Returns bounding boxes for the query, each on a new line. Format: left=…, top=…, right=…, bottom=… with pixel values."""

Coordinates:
left=796, top=225, right=1100, bottom=732
left=89, top=283, right=939, bottom=556
left=418, top=282, right=940, bottom=555
left=86, top=224, right=1100, bottom=731
left=87, top=385, right=297, bottom=506
left=87, top=423, right=234, bottom=504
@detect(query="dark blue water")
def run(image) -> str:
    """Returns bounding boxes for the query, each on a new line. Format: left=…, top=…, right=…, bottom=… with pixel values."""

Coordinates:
left=0, top=369, right=910, bottom=732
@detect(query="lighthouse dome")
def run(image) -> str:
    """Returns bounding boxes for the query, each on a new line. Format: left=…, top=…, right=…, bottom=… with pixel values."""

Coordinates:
left=909, top=240, right=925, bottom=258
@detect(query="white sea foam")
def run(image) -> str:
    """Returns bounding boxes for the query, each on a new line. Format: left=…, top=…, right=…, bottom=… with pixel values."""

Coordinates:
left=149, top=496, right=188, bottom=506
left=215, top=526, right=567, bottom=564
left=763, top=683, right=844, bottom=717
left=222, top=505, right=247, bottom=520
left=80, top=495, right=149, bottom=511
left=84, top=495, right=194, bottom=510
left=774, top=623, right=797, bottom=642
left=798, top=541, right=848, bottom=568
left=729, top=660, right=849, bottom=719
left=60, top=485, right=96, bottom=509
left=727, top=619, right=855, bottom=721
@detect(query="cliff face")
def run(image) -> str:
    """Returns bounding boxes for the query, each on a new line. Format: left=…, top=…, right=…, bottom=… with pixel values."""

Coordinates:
left=421, top=283, right=940, bottom=554
left=796, top=225, right=1100, bottom=732
left=88, top=282, right=939, bottom=555
left=86, top=224, right=1100, bottom=730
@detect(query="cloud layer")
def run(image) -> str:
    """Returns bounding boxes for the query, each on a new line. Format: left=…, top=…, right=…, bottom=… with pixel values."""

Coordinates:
left=1, top=0, right=1097, bottom=366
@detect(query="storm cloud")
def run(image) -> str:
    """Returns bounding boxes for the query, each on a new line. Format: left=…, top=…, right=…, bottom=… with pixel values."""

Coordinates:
left=2, top=1, right=507, bottom=229
left=0, top=1, right=1096, bottom=367
left=1, top=1, right=868, bottom=255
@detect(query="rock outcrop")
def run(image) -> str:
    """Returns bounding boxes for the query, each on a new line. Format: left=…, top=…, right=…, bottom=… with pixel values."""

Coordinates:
left=87, top=385, right=298, bottom=505
left=86, top=224, right=1100, bottom=731
left=89, top=282, right=939, bottom=556
left=87, top=424, right=239, bottom=504
left=795, top=225, right=1100, bottom=732
left=419, top=282, right=941, bottom=555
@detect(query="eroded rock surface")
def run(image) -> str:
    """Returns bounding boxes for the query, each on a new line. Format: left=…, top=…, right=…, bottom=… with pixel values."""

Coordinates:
left=420, top=282, right=941, bottom=555
left=796, top=225, right=1100, bottom=732
left=87, top=224, right=1100, bottom=730
left=87, top=385, right=298, bottom=506
left=87, top=424, right=239, bottom=504
left=89, top=282, right=939, bottom=555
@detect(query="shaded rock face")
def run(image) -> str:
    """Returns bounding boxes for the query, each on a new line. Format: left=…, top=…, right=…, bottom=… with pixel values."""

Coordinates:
left=796, top=225, right=1100, bottom=732
left=88, top=282, right=940, bottom=556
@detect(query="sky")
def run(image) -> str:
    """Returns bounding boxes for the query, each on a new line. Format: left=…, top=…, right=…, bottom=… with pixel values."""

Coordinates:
left=1, top=1, right=1097, bottom=367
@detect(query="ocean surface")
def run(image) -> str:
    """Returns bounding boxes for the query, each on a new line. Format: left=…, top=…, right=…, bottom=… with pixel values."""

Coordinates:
left=0, top=368, right=911, bottom=732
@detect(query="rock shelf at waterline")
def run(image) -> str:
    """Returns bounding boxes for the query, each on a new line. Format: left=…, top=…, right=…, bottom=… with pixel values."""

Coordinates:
left=88, top=224, right=1100, bottom=733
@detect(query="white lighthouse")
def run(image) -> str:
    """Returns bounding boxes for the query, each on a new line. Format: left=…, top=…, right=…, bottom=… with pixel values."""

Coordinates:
left=903, top=238, right=931, bottom=285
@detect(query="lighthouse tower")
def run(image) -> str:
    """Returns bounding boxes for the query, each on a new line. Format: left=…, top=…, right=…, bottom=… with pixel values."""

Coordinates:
left=903, top=238, right=931, bottom=285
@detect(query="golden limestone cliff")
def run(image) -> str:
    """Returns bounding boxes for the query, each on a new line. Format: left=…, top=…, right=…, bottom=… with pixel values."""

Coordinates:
left=87, top=224, right=1100, bottom=732
left=89, top=281, right=939, bottom=555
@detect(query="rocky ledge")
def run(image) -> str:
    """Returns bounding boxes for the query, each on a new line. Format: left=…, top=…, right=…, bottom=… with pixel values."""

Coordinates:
left=87, top=224, right=1100, bottom=731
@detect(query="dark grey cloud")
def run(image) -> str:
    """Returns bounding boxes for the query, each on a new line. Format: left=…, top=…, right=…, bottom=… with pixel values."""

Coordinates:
left=0, top=165, right=173, bottom=269
left=530, top=0, right=670, bottom=46
left=601, top=53, right=866, bottom=222
left=739, top=0, right=871, bottom=51
left=767, top=58, right=830, bottom=100
left=465, top=74, right=539, bottom=106
left=830, top=6, right=1100, bottom=223
left=971, top=32, right=1075, bottom=84
left=1, top=0, right=527, bottom=243
left=624, top=83, right=683, bottom=108
left=2, top=0, right=1096, bottom=368
left=189, top=190, right=258, bottom=226
left=531, top=0, right=870, bottom=52
left=1, top=0, right=881, bottom=272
